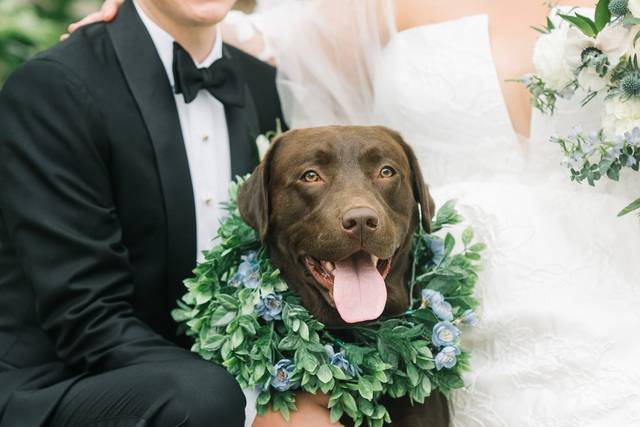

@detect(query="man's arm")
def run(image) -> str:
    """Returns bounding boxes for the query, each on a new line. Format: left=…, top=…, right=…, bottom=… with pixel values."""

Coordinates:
left=0, top=58, right=190, bottom=373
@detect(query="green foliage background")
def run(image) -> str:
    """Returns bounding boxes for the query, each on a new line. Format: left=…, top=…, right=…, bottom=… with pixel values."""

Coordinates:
left=0, top=0, right=99, bottom=84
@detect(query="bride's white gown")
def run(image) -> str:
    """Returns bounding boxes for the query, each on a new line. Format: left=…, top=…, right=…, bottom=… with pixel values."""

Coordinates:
left=228, top=4, right=640, bottom=426
left=375, top=14, right=640, bottom=427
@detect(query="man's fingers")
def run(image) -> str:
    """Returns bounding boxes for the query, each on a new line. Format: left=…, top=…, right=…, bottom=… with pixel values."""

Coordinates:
left=103, top=0, right=124, bottom=21
left=59, top=33, right=70, bottom=42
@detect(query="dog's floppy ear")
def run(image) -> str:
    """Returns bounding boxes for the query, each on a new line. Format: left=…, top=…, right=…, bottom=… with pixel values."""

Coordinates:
left=237, top=136, right=281, bottom=241
left=385, top=128, right=436, bottom=233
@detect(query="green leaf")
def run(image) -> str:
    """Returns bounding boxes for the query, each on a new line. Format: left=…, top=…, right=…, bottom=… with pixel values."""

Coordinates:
left=299, top=321, right=310, bottom=341
left=302, top=354, right=319, bottom=373
left=201, top=334, right=226, bottom=351
left=468, top=242, right=487, bottom=252
left=624, top=16, right=640, bottom=26
left=317, top=364, right=333, bottom=383
left=464, top=252, right=481, bottom=261
left=406, top=363, right=420, bottom=387
left=444, top=233, right=455, bottom=256
left=559, top=13, right=596, bottom=37
left=210, top=309, right=236, bottom=327
left=357, top=377, right=374, bottom=400
left=257, top=390, right=271, bottom=405
left=358, top=397, right=374, bottom=416
left=341, top=392, right=358, bottom=417
left=547, top=16, right=555, bottom=31
left=329, top=405, right=344, bottom=424
left=421, top=375, right=432, bottom=395
left=329, top=364, right=348, bottom=380
left=461, top=226, right=474, bottom=246
left=230, top=328, right=244, bottom=349
left=618, top=197, right=640, bottom=216
left=595, top=0, right=611, bottom=32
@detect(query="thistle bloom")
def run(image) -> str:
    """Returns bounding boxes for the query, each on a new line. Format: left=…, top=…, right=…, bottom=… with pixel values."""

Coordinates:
left=255, top=293, right=283, bottom=321
left=271, top=359, right=297, bottom=391
left=324, top=345, right=358, bottom=376
left=435, top=346, right=461, bottom=370
left=432, top=321, right=461, bottom=347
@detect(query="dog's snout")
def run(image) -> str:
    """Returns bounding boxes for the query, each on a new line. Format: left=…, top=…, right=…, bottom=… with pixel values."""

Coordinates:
left=341, top=207, right=379, bottom=235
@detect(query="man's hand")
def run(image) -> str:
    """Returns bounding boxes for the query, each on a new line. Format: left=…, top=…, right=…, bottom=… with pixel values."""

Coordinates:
left=61, top=0, right=123, bottom=41
left=252, top=392, right=344, bottom=427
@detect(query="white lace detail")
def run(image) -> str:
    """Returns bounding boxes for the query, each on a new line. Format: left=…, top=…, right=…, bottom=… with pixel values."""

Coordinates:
left=374, top=14, right=640, bottom=426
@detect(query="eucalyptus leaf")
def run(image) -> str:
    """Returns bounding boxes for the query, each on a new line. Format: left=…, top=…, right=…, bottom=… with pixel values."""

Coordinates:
left=559, top=13, right=596, bottom=37
left=317, top=365, right=333, bottom=383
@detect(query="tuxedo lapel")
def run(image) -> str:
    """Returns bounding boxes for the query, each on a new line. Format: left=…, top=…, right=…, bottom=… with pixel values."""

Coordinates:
left=106, top=1, right=197, bottom=301
left=223, top=44, right=261, bottom=178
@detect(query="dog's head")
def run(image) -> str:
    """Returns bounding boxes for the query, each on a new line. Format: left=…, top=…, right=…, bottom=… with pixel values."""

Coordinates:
left=238, top=126, right=434, bottom=326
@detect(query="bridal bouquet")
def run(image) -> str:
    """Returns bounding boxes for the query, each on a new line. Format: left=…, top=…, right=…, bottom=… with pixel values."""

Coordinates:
left=526, top=0, right=640, bottom=215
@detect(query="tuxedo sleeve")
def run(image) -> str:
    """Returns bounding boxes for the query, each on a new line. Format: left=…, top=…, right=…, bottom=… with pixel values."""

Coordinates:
left=0, top=59, right=191, bottom=373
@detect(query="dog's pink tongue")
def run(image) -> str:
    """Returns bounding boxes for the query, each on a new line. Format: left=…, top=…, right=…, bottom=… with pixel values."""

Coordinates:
left=333, top=252, right=387, bottom=323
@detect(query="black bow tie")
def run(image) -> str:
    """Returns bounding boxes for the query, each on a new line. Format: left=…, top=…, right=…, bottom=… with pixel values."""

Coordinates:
left=172, top=42, right=245, bottom=106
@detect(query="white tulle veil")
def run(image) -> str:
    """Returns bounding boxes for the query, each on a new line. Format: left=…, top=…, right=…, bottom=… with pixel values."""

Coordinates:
left=223, top=0, right=396, bottom=127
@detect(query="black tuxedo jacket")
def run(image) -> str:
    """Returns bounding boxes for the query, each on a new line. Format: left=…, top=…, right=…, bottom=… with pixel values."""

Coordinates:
left=0, top=1, right=284, bottom=425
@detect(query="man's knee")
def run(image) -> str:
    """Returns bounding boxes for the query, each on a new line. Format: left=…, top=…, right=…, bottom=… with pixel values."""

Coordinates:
left=156, top=359, right=246, bottom=427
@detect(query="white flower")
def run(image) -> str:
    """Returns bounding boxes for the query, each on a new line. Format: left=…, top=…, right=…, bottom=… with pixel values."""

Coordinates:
left=564, top=26, right=593, bottom=70
left=595, top=22, right=633, bottom=68
left=602, top=97, right=640, bottom=136
left=630, top=0, right=640, bottom=17
left=578, top=67, right=608, bottom=91
left=255, top=134, right=270, bottom=161
left=533, top=25, right=579, bottom=91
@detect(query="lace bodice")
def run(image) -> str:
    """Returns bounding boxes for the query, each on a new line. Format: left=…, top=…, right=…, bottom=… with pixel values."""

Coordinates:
left=373, top=15, right=526, bottom=187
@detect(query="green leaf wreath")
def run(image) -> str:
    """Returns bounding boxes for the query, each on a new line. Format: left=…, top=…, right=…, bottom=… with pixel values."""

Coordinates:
left=172, top=177, right=484, bottom=427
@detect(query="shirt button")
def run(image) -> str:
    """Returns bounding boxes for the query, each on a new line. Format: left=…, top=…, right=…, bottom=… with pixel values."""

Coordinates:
left=202, top=195, right=214, bottom=206
left=201, top=133, right=209, bottom=142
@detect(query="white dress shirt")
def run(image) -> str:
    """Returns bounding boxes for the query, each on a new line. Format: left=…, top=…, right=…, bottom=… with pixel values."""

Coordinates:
left=134, top=1, right=231, bottom=262
left=134, top=4, right=259, bottom=426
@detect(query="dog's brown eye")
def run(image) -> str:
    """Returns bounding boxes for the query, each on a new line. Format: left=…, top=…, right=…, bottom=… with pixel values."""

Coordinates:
left=301, top=170, right=321, bottom=182
left=379, top=166, right=396, bottom=178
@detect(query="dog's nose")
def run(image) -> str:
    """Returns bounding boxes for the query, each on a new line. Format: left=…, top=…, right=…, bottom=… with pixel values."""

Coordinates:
left=342, top=207, right=379, bottom=235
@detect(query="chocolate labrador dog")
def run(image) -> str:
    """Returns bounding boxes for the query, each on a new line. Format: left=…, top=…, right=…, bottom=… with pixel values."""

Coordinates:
left=238, top=126, right=449, bottom=427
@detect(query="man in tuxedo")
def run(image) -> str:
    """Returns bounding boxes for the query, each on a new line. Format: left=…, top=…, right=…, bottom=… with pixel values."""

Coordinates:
left=0, top=0, right=284, bottom=425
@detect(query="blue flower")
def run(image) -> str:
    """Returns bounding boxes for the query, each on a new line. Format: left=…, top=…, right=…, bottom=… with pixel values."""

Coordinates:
left=324, top=345, right=357, bottom=377
left=625, top=127, right=640, bottom=147
left=271, top=359, right=298, bottom=391
left=435, top=346, right=461, bottom=370
left=431, top=300, right=454, bottom=321
left=229, top=251, right=261, bottom=288
left=460, top=309, right=479, bottom=326
left=432, top=321, right=461, bottom=348
left=424, top=235, right=445, bottom=266
left=255, top=293, right=283, bottom=321
left=421, top=288, right=444, bottom=306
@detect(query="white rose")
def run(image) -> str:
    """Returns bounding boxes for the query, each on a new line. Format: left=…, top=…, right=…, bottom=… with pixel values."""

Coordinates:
left=578, top=67, right=608, bottom=91
left=602, top=97, right=640, bottom=136
left=533, top=26, right=578, bottom=91
left=629, top=0, right=640, bottom=17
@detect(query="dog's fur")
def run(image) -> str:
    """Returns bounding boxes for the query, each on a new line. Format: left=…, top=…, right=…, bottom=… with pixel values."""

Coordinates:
left=238, top=126, right=449, bottom=427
